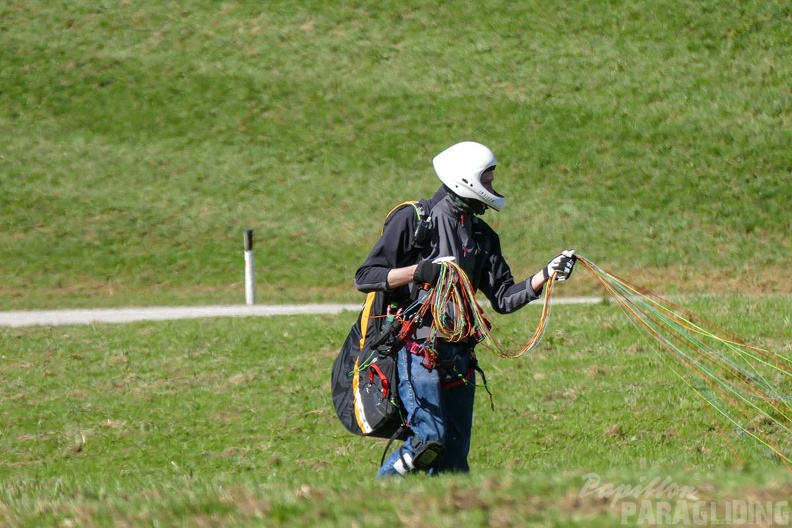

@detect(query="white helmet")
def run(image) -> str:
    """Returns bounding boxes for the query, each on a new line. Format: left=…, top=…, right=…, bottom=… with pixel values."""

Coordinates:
left=432, top=141, right=505, bottom=211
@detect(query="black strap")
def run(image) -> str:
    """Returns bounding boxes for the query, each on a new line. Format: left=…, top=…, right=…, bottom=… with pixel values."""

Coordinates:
left=380, top=424, right=408, bottom=467
left=475, top=364, right=495, bottom=411
left=412, top=202, right=432, bottom=250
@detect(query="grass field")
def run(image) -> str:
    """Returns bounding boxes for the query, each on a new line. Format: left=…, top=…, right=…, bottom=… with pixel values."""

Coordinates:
left=1, top=296, right=790, bottom=526
left=1, top=0, right=791, bottom=525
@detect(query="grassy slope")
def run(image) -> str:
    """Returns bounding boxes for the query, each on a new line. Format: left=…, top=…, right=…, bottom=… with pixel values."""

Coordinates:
left=1, top=1, right=790, bottom=309
left=1, top=1, right=790, bottom=524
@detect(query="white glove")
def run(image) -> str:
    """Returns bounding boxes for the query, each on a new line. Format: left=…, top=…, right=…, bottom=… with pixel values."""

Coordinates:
left=543, top=249, right=577, bottom=282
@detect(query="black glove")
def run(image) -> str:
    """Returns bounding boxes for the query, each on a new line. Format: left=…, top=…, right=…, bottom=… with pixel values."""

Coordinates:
left=413, top=260, right=442, bottom=286
left=543, top=249, right=577, bottom=282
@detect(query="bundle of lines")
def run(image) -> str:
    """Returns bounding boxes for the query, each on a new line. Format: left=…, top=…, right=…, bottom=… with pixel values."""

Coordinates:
left=576, top=256, right=792, bottom=468
left=426, top=258, right=792, bottom=468
left=424, top=260, right=555, bottom=359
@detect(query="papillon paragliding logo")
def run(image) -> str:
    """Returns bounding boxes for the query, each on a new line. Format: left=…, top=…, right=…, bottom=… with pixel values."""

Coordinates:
left=579, top=472, right=790, bottom=526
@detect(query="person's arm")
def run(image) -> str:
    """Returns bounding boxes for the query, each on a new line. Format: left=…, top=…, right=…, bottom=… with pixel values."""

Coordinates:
left=529, top=270, right=547, bottom=294
left=354, top=206, right=419, bottom=293
left=477, top=227, right=576, bottom=313
left=477, top=231, right=542, bottom=314
left=386, top=265, right=419, bottom=289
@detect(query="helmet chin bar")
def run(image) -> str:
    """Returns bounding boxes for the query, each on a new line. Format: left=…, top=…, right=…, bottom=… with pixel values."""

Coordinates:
left=450, top=192, right=487, bottom=215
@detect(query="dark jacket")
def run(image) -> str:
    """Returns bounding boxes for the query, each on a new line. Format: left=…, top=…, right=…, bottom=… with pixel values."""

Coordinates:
left=354, top=187, right=540, bottom=314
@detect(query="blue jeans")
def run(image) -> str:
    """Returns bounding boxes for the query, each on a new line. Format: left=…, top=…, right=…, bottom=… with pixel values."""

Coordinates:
left=377, top=340, right=476, bottom=477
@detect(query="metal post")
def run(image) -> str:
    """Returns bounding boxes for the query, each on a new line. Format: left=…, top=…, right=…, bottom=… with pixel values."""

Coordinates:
left=244, top=229, right=256, bottom=305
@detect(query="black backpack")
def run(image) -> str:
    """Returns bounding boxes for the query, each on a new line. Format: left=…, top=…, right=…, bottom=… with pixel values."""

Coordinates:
left=330, top=289, right=404, bottom=438
left=330, top=201, right=431, bottom=439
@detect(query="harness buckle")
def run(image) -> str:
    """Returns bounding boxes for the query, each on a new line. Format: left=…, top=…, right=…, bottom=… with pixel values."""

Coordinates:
left=405, top=340, right=437, bottom=371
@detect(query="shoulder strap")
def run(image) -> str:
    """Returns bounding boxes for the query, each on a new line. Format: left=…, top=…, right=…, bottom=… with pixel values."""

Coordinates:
left=383, top=201, right=424, bottom=223
left=382, top=200, right=432, bottom=250
left=411, top=200, right=433, bottom=250
left=358, top=291, right=378, bottom=350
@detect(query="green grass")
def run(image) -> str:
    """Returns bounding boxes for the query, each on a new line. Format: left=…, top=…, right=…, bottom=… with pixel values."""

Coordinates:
left=1, top=0, right=790, bottom=309
left=1, top=297, right=790, bottom=525
left=1, top=1, right=791, bottom=525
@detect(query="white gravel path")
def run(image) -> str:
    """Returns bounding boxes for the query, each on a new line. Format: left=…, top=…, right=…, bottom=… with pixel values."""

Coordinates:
left=0, top=298, right=604, bottom=328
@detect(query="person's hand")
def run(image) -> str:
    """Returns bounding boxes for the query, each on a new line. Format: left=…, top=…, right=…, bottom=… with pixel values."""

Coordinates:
left=413, top=260, right=442, bottom=286
left=543, top=249, right=577, bottom=282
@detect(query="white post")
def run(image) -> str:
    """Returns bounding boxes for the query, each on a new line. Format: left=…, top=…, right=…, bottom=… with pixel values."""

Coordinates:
left=244, top=229, right=256, bottom=305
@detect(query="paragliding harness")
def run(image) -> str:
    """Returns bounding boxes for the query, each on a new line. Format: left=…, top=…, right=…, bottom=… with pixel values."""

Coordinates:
left=330, top=201, right=433, bottom=442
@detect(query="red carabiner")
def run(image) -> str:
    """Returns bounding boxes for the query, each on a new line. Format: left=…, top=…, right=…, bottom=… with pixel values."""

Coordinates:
left=369, top=364, right=389, bottom=397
